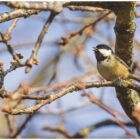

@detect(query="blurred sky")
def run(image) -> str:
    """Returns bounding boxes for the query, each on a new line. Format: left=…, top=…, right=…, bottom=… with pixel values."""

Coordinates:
left=0, top=3, right=140, bottom=138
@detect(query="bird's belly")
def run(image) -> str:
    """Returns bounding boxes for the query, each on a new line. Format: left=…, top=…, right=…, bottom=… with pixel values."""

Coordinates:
left=97, top=61, right=129, bottom=80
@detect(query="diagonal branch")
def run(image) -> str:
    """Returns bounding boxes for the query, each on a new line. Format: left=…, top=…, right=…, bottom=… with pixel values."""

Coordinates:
left=58, top=11, right=112, bottom=46
left=0, top=31, right=24, bottom=66
left=2, top=79, right=140, bottom=115
left=25, top=12, right=57, bottom=73
left=4, top=18, right=19, bottom=40
left=10, top=114, right=34, bottom=138
left=0, top=18, right=19, bottom=42
left=82, top=92, right=135, bottom=138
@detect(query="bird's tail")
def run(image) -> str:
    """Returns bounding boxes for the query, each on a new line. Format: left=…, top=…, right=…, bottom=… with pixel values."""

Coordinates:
left=129, top=74, right=140, bottom=83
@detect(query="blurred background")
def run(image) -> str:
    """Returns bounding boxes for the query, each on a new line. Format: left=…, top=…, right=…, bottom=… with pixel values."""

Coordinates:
left=0, top=3, right=140, bottom=138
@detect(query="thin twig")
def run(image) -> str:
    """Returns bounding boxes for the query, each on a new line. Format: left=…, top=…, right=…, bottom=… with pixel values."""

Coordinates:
left=43, top=126, right=72, bottom=138
left=25, top=12, right=57, bottom=73
left=82, top=92, right=136, bottom=138
left=0, top=18, right=19, bottom=42
left=10, top=114, right=34, bottom=138
left=43, top=119, right=134, bottom=138
left=5, top=114, right=15, bottom=136
left=58, top=11, right=112, bottom=45
left=38, top=101, right=90, bottom=116
left=0, top=31, right=24, bottom=66
left=5, top=18, right=19, bottom=41
left=74, top=119, right=134, bottom=138
left=67, top=5, right=108, bottom=12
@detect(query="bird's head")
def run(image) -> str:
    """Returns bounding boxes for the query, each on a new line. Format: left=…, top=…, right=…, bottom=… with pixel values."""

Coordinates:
left=93, top=44, right=113, bottom=62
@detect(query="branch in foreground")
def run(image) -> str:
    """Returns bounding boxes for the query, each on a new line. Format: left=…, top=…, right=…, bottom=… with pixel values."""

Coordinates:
left=0, top=9, right=40, bottom=23
left=2, top=2, right=139, bottom=25
left=2, top=78, right=140, bottom=115
left=4, top=2, right=140, bottom=12
left=0, top=2, right=109, bottom=24
left=4, top=2, right=65, bottom=13
left=0, top=3, right=108, bottom=24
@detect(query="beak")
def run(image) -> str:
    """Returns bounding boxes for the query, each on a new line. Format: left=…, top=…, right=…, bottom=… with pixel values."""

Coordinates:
left=92, top=47, right=97, bottom=52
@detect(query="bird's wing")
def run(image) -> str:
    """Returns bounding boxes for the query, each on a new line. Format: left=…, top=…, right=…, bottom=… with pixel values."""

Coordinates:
left=115, top=55, right=132, bottom=72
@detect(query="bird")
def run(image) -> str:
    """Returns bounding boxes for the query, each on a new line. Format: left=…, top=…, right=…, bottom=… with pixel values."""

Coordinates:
left=93, top=44, right=140, bottom=136
left=93, top=44, right=140, bottom=82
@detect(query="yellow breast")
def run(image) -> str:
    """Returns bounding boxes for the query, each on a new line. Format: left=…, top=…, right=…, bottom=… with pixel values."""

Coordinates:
left=97, top=56, right=129, bottom=81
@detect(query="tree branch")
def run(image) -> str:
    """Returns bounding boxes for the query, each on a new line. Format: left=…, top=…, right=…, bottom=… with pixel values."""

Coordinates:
left=2, top=78, right=140, bottom=115
left=4, top=2, right=65, bottom=13
left=43, top=119, right=135, bottom=138
left=25, top=12, right=57, bottom=73
left=58, top=11, right=112, bottom=46
left=82, top=92, right=135, bottom=138
left=0, top=9, right=40, bottom=23
left=10, top=114, right=34, bottom=138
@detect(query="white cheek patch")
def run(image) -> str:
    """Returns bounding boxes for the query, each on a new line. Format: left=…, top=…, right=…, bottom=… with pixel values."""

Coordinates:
left=99, top=49, right=111, bottom=57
